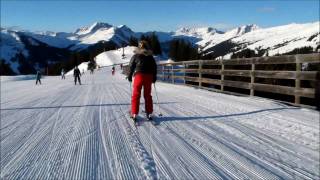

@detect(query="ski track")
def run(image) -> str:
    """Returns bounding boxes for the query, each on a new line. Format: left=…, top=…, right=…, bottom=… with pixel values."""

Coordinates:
left=1, top=67, right=319, bottom=180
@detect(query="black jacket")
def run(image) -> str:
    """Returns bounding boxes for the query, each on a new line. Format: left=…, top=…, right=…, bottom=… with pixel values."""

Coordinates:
left=74, top=68, right=81, bottom=77
left=36, top=71, right=41, bottom=79
left=128, top=48, right=157, bottom=82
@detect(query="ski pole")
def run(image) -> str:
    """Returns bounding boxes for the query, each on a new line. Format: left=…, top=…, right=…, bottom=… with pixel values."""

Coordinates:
left=153, top=83, right=163, bottom=117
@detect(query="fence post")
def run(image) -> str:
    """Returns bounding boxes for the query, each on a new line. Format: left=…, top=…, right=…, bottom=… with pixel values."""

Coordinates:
left=199, top=61, right=202, bottom=87
left=250, top=63, right=255, bottom=96
left=162, top=65, right=165, bottom=81
left=171, top=64, right=174, bottom=84
left=221, top=60, right=224, bottom=91
left=295, top=55, right=301, bottom=104
left=183, top=63, right=186, bottom=84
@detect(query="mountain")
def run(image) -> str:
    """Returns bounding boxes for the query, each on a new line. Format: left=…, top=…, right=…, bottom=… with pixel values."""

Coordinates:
left=201, top=22, right=319, bottom=59
left=0, top=22, right=137, bottom=74
left=1, top=21, right=319, bottom=75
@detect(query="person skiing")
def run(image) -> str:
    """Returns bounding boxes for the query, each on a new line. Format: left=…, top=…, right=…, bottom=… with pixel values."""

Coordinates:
left=73, top=66, right=81, bottom=85
left=61, top=68, right=65, bottom=79
left=35, top=70, right=42, bottom=85
left=127, top=40, right=157, bottom=122
left=112, top=66, right=115, bottom=75
left=120, top=64, right=123, bottom=70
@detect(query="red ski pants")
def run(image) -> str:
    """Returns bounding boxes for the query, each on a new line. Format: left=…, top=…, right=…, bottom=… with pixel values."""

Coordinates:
left=131, top=73, right=153, bottom=115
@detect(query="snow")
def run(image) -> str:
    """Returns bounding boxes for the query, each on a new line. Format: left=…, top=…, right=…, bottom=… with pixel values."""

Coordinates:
left=228, top=22, right=320, bottom=56
left=27, top=32, right=76, bottom=48
left=0, top=30, right=29, bottom=73
left=66, top=46, right=136, bottom=75
left=65, top=62, right=90, bottom=76
left=95, top=46, right=136, bottom=66
left=75, top=22, right=113, bottom=36
left=1, top=66, right=319, bottom=179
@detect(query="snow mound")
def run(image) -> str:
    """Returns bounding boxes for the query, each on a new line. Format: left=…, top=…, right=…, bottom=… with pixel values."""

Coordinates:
left=95, top=46, right=136, bottom=66
left=66, top=46, right=136, bottom=75
left=0, top=75, right=36, bottom=82
left=65, top=62, right=89, bottom=76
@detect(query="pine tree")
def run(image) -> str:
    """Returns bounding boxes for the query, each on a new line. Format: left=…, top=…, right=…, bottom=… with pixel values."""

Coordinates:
left=150, top=32, right=162, bottom=55
left=169, top=39, right=199, bottom=61
left=129, top=36, right=139, bottom=47
left=140, top=34, right=147, bottom=41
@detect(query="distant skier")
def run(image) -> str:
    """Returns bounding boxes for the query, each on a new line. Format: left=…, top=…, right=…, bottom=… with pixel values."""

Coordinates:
left=61, top=68, right=65, bottom=79
left=112, top=66, right=115, bottom=75
left=35, top=70, right=42, bottom=85
left=127, top=40, right=157, bottom=122
left=120, top=64, right=123, bottom=70
left=73, top=66, right=81, bottom=85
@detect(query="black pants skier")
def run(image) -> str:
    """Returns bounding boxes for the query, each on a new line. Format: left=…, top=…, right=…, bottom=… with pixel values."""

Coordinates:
left=36, top=79, right=41, bottom=85
left=74, top=75, right=81, bottom=85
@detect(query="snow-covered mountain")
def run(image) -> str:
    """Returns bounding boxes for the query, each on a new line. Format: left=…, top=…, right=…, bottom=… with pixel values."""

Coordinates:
left=1, top=21, right=319, bottom=75
left=199, top=22, right=319, bottom=59
left=0, top=22, right=137, bottom=74
left=224, top=22, right=319, bottom=57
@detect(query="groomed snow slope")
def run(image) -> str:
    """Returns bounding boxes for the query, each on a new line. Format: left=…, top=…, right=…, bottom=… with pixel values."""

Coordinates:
left=1, top=67, right=319, bottom=180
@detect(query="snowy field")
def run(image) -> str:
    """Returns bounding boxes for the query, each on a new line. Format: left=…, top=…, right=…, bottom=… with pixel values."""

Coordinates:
left=1, top=67, right=319, bottom=180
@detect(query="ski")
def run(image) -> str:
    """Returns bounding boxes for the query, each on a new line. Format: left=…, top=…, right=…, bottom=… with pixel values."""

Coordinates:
left=128, top=111, right=141, bottom=127
left=144, top=115, right=160, bottom=126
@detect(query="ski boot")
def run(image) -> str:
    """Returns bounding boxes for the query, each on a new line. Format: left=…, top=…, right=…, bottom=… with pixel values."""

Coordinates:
left=146, top=113, right=153, bottom=121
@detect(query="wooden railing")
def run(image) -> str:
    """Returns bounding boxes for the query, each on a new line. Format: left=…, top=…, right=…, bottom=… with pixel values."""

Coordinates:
left=123, top=53, right=320, bottom=107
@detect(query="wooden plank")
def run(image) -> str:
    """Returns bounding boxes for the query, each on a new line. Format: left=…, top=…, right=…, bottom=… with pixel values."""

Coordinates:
left=252, top=83, right=295, bottom=95
left=200, top=69, right=221, bottom=75
left=185, top=76, right=201, bottom=83
left=201, top=78, right=222, bottom=85
left=201, top=60, right=221, bottom=65
left=254, top=71, right=319, bottom=80
left=183, top=69, right=199, bottom=73
left=222, top=53, right=320, bottom=65
left=295, top=88, right=315, bottom=98
left=173, top=76, right=185, bottom=80
left=222, top=80, right=251, bottom=89
left=223, top=70, right=250, bottom=77
left=254, top=71, right=295, bottom=79
left=296, top=71, right=318, bottom=80
left=200, top=78, right=250, bottom=89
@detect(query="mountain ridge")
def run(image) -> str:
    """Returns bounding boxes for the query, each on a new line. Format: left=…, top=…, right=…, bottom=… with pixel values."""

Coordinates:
left=1, top=21, right=319, bottom=74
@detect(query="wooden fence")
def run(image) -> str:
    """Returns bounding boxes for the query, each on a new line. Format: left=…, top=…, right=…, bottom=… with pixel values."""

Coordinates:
left=123, top=53, right=320, bottom=107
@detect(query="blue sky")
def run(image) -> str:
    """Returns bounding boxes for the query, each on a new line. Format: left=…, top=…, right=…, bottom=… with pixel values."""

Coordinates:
left=1, top=0, right=319, bottom=32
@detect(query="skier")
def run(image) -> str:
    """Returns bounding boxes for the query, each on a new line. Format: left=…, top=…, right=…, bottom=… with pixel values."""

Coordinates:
left=127, top=40, right=157, bottom=122
left=61, top=68, right=65, bottom=79
left=112, top=66, right=115, bottom=75
left=120, top=64, right=123, bottom=70
left=35, top=70, right=42, bottom=85
left=73, top=66, right=81, bottom=85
